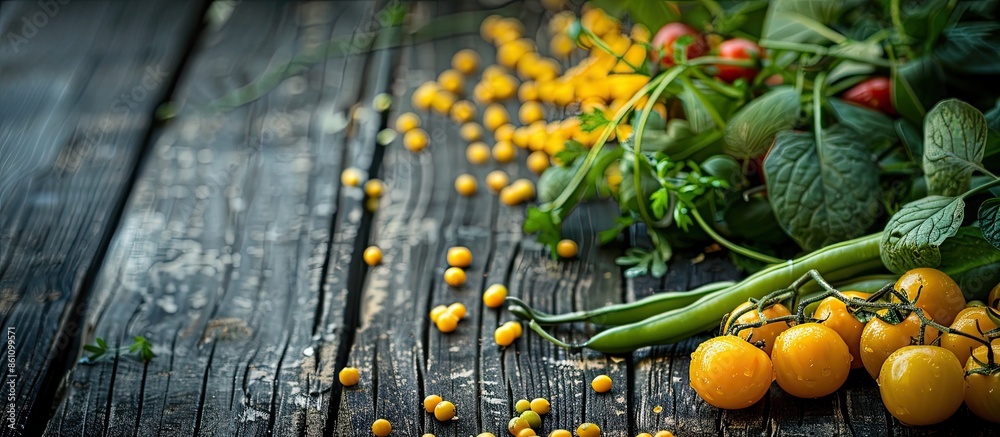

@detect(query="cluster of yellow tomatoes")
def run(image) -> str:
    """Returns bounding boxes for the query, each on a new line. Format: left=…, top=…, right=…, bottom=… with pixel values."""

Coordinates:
left=690, top=267, right=1000, bottom=426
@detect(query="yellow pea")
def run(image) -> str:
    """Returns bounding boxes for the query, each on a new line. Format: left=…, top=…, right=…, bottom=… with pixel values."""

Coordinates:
left=338, top=367, right=360, bottom=386
left=466, top=142, right=491, bottom=165
left=455, top=174, right=477, bottom=197
left=452, top=49, right=480, bottom=75
left=394, top=112, right=420, bottom=133
left=363, top=246, right=382, bottom=266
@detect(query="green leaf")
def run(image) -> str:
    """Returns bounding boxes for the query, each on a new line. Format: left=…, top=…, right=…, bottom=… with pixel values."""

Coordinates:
left=980, top=198, right=1000, bottom=250
left=83, top=345, right=104, bottom=354
left=763, top=126, right=880, bottom=251
left=650, top=188, right=670, bottom=219
left=599, top=216, right=634, bottom=245
left=524, top=207, right=563, bottom=258
left=96, top=337, right=107, bottom=349
left=892, top=57, right=945, bottom=125
left=618, top=153, right=662, bottom=217
left=923, top=99, right=988, bottom=197
left=763, top=0, right=845, bottom=43
left=579, top=109, right=611, bottom=133
left=938, top=226, right=1000, bottom=298
left=934, top=22, right=1000, bottom=74
left=826, top=41, right=883, bottom=83
left=701, top=155, right=745, bottom=190
left=895, top=119, right=923, bottom=163
left=650, top=252, right=668, bottom=278
left=678, top=80, right=733, bottom=134
left=537, top=161, right=581, bottom=204
left=829, top=98, right=897, bottom=147
left=724, top=87, right=800, bottom=158
left=879, top=196, right=966, bottom=274
left=553, top=140, right=588, bottom=166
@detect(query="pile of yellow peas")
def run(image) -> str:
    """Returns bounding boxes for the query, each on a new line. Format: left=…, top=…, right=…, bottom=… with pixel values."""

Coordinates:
left=423, top=394, right=458, bottom=422
left=430, top=302, right=467, bottom=333
left=505, top=397, right=552, bottom=436
left=394, top=4, right=660, bottom=210
left=493, top=320, right=523, bottom=347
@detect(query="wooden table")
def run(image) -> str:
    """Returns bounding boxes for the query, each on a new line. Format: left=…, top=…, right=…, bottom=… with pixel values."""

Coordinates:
left=2, top=1, right=997, bottom=435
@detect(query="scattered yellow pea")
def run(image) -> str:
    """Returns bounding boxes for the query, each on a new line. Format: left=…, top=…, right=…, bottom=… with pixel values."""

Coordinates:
left=412, top=82, right=440, bottom=110
left=447, top=246, right=473, bottom=268
left=483, top=103, right=510, bottom=131
left=503, top=320, right=523, bottom=338
left=371, top=418, right=392, bottom=437
left=455, top=174, right=478, bottom=197
left=653, top=432, right=674, bottom=437
left=637, top=434, right=653, bottom=437
left=478, top=434, right=497, bottom=437
left=436, top=312, right=460, bottom=333
left=576, top=423, right=600, bottom=437
left=452, top=49, right=480, bottom=75
left=511, top=179, right=535, bottom=199
left=460, top=122, right=484, bottom=142
left=550, top=33, right=574, bottom=58
left=480, top=14, right=501, bottom=43
left=508, top=417, right=531, bottom=435
left=519, top=101, right=545, bottom=124
left=497, top=39, right=534, bottom=69
left=548, top=430, right=572, bottom=437
left=495, top=123, right=516, bottom=142
left=483, top=284, right=508, bottom=308
left=485, top=170, right=510, bottom=193
left=556, top=239, right=578, bottom=258
left=492, top=140, right=516, bottom=163
left=512, top=127, right=531, bottom=148
left=338, top=367, right=360, bottom=386
left=431, top=91, right=457, bottom=115
left=423, top=394, right=443, bottom=413
left=518, top=81, right=540, bottom=102
left=517, top=429, right=537, bottom=437
left=494, top=325, right=516, bottom=347
left=444, top=267, right=467, bottom=287
left=341, top=168, right=363, bottom=187
left=364, top=179, right=384, bottom=198
left=520, top=410, right=542, bottom=429
left=363, top=246, right=382, bottom=266
left=530, top=398, right=550, bottom=415
left=591, top=374, right=612, bottom=393
left=404, top=129, right=429, bottom=152
left=438, top=69, right=465, bottom=95
left=514, top=398, right=532, bottom=414
left=446, top=302, right=467, bottom=319
left=451, top=100, right=476, bottom=123
left=395, top=112, right=420, bottom=133
left=429, top=305, right=448, bottom=322
left=433, top=400, right=456, bottom=421
left=526, top=151, right=551, bottom=174
left=467, top=142, right=491, bottom=164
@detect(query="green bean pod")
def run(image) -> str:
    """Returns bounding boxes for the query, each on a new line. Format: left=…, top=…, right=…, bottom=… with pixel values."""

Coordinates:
left=507, top=281, right=736, bottom=326
left=571, top=233, right=884, bottom=353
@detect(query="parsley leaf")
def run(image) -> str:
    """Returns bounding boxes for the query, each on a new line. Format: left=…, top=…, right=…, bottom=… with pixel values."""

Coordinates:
left=579, top=109, right=610, bottom=133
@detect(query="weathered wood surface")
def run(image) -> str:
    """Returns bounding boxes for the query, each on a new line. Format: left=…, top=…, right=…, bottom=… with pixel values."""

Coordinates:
left=3, top=0, right=1000, bottom=436
left=0, top=1, right=205, bottom=434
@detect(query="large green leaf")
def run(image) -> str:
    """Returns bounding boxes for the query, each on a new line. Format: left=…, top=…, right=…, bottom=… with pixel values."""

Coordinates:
left=980, top=198, right=1000, bottom=250
left=880, top=196, right=966, bottom=274
left=923, top=99, right=988, bottom=197
left=934, top=22, right=1000, bottom=74
left=892, top=57, right=945, bottom=125
left=829, top=97, right=897, bottom=147
left=763, top=0, right=844, bottom=43
left=938, top=226, right=1000, bottom=298
left=723, top=87, right=800, bottom=158
left=763, top=126, right=880, bottom=251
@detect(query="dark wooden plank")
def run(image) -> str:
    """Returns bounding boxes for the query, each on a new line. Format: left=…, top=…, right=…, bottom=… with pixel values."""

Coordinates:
left=43, top=1, right=384, bottom=435
left=0, top=1, right=205, bottom=434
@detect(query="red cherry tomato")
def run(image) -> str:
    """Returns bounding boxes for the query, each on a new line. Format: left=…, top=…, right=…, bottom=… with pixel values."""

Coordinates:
left=842, top=77, right=895, bottom=115
left=650, top=23, right=706, bottom=67
left=715, top=38, right=762, bottom=83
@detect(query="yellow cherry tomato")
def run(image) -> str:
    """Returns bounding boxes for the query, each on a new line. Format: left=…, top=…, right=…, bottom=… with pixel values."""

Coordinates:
left=494, top=325, right=516, bottom=347
left=363, top=246, right=382, bottom=266
left=893, top=267, right=966, bottom=326
left=724, top=301, right=792, bottom=356
left=576, top=423, right=600, bottom=437
left=812, top=291, right=870, bottom=369
left=508, top=417, right=531, bottom=435
left=548, top=430, right=571, bottom=437
left=965, top=344, right=1000, bottom=423
left=939, top=306, right=999, bottom=365
left=689, top=335, right=773, bottom=409
left=879, top=345, right=965, bottom=426
left=444, top=267, right=466, bottom=287
left=436, top=312, right=459, bottom=333
left=860, top=311, right=941, bottom=379
left=447, top=246, right=473, bottom=268
left=989, top=282, right=1000, bottom=309
left=771, top=323, right=852, bottom=398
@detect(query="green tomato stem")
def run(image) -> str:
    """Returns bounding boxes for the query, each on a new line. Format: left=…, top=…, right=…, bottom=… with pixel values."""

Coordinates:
left=633, top=67, right=687, bottom=227
left=679, top=75, right=728, bottom=130
left=759, top=40, right=892, bottom=67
